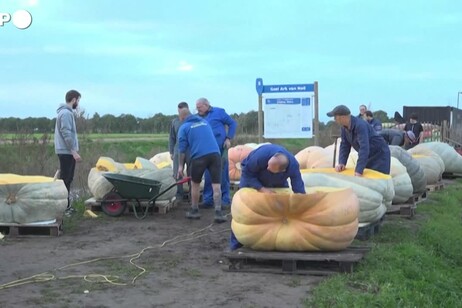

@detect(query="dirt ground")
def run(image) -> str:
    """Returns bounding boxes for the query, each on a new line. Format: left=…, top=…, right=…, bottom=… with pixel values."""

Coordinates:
left=0, top=201, right=324, bottom=308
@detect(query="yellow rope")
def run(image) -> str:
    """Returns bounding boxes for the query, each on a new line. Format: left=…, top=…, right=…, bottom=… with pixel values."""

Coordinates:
left=0, top=216, right=231, bottom=290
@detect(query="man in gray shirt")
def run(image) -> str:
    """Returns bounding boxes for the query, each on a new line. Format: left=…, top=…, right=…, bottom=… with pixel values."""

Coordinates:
left=169, top=102, right=190, bottom=201
left=54, top=90, right=82, bottom=216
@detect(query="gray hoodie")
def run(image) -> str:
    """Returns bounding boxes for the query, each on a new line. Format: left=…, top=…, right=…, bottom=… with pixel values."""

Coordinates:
left=54, top=104, right=79, bottom=154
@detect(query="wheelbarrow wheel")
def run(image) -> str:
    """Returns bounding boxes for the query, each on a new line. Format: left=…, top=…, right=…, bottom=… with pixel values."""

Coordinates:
left=101, top=192, right=127, bottom=217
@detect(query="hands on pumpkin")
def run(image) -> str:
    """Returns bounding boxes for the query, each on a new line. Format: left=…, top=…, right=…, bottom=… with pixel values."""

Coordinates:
left=259, top=187, right=275, bottom=194
left=354, top=172, right=363, bottom=177
left=335, top=164, right=345, bottom=172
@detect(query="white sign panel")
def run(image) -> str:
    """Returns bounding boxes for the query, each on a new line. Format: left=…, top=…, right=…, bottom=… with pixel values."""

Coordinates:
left=264, top=96, right=312, bottom=138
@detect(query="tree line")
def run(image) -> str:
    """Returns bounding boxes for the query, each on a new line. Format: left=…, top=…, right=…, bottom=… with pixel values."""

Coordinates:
left=0, top=109, right=393, bottom=135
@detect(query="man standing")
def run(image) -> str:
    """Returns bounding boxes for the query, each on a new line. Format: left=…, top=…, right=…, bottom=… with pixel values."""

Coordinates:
left=327, top=105, right=390, bottom=175
left=54, top=90, right=82, bottom=216
left=169, top=102, right=190, bottom=201
left=196, top=98, right=237, bottom=208
left=177, top=108, right=227, bottom=223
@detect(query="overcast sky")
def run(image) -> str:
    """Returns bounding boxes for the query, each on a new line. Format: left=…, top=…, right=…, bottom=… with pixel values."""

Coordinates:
left=1, top=0, right=461, bottom=123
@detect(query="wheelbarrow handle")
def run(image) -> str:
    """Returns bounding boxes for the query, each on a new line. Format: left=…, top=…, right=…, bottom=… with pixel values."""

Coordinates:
left=148, top=176, right=191, bottom=205
left=176, top=176, right=191, bottom=185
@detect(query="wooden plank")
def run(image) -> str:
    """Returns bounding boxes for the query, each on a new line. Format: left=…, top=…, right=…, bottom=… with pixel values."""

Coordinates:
left=355, top=216, right=384, bottom=240
left=222, top=245, right=370, bottom=275
left=426, top=182, right=444, bottom=192
left=442, top=172, right=462, bottom=179
left=223, top=246, right=368, bottom=263
left=386, top=203, right=416, bottom=218
left=0, top=220, right=63, bottom=237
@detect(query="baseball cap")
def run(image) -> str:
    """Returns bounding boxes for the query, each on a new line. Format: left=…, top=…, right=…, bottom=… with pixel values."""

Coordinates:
left=327, top=105, right=351, bottom=117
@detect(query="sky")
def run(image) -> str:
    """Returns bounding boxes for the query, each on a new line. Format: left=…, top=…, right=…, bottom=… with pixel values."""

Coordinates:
left=1, top=0, right=462, bottom=123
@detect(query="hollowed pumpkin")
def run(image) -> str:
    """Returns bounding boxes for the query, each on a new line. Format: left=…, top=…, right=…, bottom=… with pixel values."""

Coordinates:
left=231, top=187, right=359, bottom=251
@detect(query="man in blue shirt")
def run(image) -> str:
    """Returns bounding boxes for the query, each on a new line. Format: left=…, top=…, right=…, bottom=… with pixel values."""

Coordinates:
left=365, top=111, right=382, bottom=132
left=196, top=98, right=237, bottom=208
left=177, top=108, right=227, bottom=223
left=327, top=105, right=390, bottom=175
left=239, top=144, right=306, bottom=194
left=230, top=144, right=305, bottom=250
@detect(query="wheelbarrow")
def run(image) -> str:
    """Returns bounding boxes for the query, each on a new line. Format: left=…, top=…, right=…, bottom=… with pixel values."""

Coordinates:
left=100, top=173, right=190, bottom=220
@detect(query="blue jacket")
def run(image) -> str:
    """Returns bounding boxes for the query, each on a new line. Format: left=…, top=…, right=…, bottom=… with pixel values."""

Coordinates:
left=367, top=118, right=382, bottom=132
left=202, top=106, right=237, bottom=149
left=178, top=115, right=220, bottom=160
left=240, top=144, right=305, bottom=193
left=339, top=116, right=391, bottom=174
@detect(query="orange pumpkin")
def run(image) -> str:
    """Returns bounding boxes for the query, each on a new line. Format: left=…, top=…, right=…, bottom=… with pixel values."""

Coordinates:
left=295, top=146, right=334, bottom=169
left=231, top=187, right=359, bottom=251
left=228, top=145, right=253, bottom=181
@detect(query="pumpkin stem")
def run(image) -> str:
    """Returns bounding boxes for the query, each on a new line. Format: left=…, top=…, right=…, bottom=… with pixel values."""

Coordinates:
left=6, top=193, right=17, bottom=205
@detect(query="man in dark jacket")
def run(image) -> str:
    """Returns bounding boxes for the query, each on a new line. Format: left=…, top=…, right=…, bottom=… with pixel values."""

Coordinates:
left=196, top=98, right=237, bottom=208
left=403, top=113, right=424, bottom=149
left=239, top=144, right=305, bottom=194
left=177, top=109, right=227, bottom=223
left=327, top=105, right=391, bottom=175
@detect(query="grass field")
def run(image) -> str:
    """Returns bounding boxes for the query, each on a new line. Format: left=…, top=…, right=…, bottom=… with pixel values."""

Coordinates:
left=304, top=181, right=462, bottom=307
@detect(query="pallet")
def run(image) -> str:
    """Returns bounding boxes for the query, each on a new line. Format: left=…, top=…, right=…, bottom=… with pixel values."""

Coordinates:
left=230, top=181, right=240, bottom=193
left=0, top=220, right=63, bottom=237
left=442, top=172, right=462, bottom=179
left=355, top=216, right=385, bottom=240
left=84, top=197, right=176, bottom=215
left=386, top=203, right=416, bottom=218
left=411, top=191, right=427, bottom=204
left=222, top=246, right=371, bottom=275
left=426, top=182, right=444, bottom=192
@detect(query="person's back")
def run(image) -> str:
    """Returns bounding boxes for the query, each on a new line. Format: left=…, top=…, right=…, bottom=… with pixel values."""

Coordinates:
left=178, top=115, right=220, bottom=160
left=54, top=105, right=78, bottom=155
left=240, top=144, right=305, bottom=193
left=379, top=129, right=404, bottom=146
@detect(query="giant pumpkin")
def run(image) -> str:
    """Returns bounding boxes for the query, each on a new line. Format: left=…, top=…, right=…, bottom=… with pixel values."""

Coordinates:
left=295, top=146, right=333, bottom=169
left=228, top=145, right=253, bottom=181
left=0, top=174, right=68, bottom=223
left=231, top=187, right=359, bottom=251
left=413, top=142, right=462, bottom=174
left=300, top=168, right=393, bottom=223
left=408, top=147, right=445, bottom=184
left=389, top=146, right=427, bottom=194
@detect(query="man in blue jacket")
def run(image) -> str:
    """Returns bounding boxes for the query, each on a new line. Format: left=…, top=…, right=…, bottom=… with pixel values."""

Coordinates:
left=239, top=144, right=306, bottom=194
left=196, top=98, right=237, bottom=208
left=327, top=105, right=390, bottom=175
left=230, top=144, right=305, bottom=250
left=177, top=108, right=227, bottom=223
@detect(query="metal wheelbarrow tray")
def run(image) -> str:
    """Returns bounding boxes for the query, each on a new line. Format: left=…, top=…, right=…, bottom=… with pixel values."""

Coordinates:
left=100, top=173, right=190, bottom=219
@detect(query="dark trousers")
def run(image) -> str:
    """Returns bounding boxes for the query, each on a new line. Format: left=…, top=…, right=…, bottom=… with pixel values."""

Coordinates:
left=58, top=154, right=76, bottom=208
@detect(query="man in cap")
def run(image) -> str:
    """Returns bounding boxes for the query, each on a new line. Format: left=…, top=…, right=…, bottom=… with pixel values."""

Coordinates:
left=327, top=105, right=391, bottom=175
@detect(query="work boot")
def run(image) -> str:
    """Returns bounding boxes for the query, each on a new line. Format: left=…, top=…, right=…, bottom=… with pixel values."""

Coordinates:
left=186, top=208, right=201, bottom=219
left=214, top=210, right=227, bottom=223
